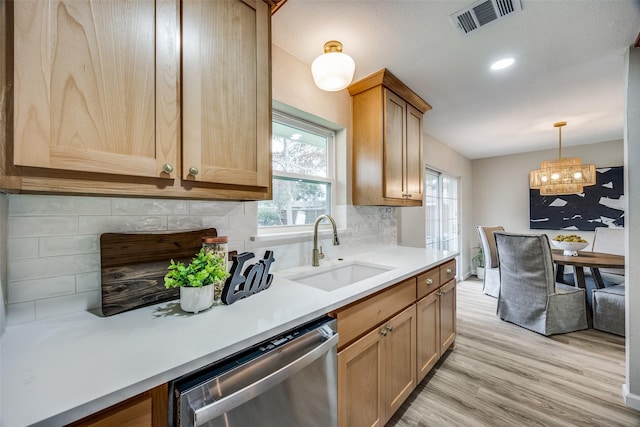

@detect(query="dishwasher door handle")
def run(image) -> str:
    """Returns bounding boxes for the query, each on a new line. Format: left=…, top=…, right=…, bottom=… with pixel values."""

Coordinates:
left=192, top=331, right=338, bottom=426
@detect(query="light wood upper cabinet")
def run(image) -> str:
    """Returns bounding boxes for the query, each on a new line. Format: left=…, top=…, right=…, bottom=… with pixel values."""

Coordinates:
left=6, top=0, right=271, bottom=200
left=13, top=0, right=178, bottom=179
left=182, top=0, right=270, bottom=189
left=348, top=68, right=431, bottom=207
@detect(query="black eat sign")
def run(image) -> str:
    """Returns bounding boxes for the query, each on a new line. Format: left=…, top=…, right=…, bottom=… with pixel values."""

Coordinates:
left=221, top=251, right=275, bottom=305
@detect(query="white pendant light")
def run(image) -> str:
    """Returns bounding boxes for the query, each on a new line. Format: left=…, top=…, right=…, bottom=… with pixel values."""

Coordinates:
left=311, top=40, right=355, bottom=92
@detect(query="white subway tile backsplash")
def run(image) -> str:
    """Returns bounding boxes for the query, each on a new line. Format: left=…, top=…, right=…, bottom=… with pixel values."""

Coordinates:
left=112, top=198, right=189, bottom=215
left=201, top=216, right=231, bottom=232
left=228, top=214, right=258, bottom=240
left=76, top=272, right=101, bottom=293
left=9, top=254, right=100, bottom=282
left=9, top=194, right=111, bottom=216
left=3, top=195, right=397, bottom=325
left=78, top=216, right=167, bottom=234
left=167, top=216, right=206, bottom=231
left=39, top=235, right=99, bottom=256
left=243, top=202, right=258, bottom=216
left=8, top=276, right=76, bottom=303
left=6, top=301, right=36, bottom=325
left=8, top=238, right=38, bottom=259
left=189, top=201, right=245, bottom=216
left=9, top=216, right=77, bottom=237
left=35, top=291, right=100, bottom=320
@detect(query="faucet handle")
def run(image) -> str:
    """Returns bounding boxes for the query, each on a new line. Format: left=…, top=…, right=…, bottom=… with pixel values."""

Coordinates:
left=318, top=246, right=325, bottom=260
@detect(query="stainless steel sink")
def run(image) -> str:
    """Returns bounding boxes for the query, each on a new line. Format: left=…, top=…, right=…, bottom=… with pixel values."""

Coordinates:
left=289, top=262, right=392, bottom=292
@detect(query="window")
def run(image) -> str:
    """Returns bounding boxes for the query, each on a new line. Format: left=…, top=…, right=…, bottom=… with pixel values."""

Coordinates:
left=425, top=168, right=459, bottom=253
left=258, top=111, right=335, bottom=229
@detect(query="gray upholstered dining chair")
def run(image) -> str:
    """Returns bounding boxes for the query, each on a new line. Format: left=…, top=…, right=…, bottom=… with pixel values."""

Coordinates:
left=592, top=283, right=625, bottom=336
left=477, top=226, right=504, bottom=297
left=592, top=227, right=625, bottom=284
left=495, top=232, right=588, bottom=336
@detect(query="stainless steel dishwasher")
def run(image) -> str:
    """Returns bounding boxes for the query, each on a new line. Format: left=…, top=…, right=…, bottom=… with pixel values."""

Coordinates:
left=169, top=315, right=338, bottom=427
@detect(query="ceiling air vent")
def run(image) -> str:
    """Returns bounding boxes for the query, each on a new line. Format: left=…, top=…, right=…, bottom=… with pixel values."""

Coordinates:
left=450, top=0, right=522, bottom=35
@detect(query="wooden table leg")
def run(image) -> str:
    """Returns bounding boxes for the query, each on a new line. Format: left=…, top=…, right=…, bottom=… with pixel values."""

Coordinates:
left=570, top=266, right=592, bottom=326
left=572, top=267, right=586, bottom=289
left=555, top=264, right=565, bottom=283
left=590, top=267, right=605, bottom=289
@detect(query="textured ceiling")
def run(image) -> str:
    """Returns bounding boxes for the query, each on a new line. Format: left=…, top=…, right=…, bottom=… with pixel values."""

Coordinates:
left=272, top=0, right=640, bottom=159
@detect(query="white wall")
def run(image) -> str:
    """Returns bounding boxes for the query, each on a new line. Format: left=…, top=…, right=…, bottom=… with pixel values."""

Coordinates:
left=471, top=139, right=624, bottom=242
left=623, top=46, right=640, bottom=411
left=398, top=133, right=473, bottom=277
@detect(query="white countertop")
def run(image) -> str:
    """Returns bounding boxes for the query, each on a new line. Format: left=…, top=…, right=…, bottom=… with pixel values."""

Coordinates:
left=1, top=246, right=457, bottom=427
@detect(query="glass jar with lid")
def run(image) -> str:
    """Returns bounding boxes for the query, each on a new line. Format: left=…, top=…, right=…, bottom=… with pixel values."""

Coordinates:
left=202, top=236, right=228, bottom=304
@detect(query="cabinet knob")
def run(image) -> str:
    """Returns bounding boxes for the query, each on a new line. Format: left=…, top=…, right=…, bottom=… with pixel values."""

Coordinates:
left=402, top=193, right=412, bottom=198
left=386, top=325, right=394, bottom=332
left=161, top=163, right=174, bottom=174
left=446, top=268, right=452, bottom=274
left=426, top=278, right=433, bottom=285
left=380, top=329, right=388, bottom=336
left=188, top=167, right=199, bottom=176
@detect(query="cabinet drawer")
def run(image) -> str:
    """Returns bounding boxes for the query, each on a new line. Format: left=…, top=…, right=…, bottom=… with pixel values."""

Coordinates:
left=334, top=278, right=417, bottom=349
left=416, top=267, right=439, bottom=299
left=439, top=260, right=456, bottom=285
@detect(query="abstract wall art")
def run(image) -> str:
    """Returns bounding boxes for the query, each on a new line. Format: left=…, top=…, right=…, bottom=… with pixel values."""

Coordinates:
left=529, top=166, right=624, bottom=231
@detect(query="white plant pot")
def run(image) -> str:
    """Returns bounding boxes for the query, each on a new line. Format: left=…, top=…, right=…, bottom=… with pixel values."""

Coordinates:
left=180, top=285, right=214, bottom=314
left=476, top=266, right=485, bottom=280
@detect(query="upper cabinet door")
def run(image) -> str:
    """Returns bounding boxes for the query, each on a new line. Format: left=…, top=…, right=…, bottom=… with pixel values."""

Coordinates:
left=383, top=90, right=406, bottom=200
left=404, top=103, right=423, bottom=201
left=13, top=0, right=179, bottom=179
left=181, top=0, right=271, bottom=189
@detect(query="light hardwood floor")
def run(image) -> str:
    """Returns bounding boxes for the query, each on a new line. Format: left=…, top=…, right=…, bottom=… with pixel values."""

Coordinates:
left=388, top=279, right=640, bottom=427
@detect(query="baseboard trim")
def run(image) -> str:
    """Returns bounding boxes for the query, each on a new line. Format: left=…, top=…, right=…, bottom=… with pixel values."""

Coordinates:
left=622, top=384, right=640, bottom=411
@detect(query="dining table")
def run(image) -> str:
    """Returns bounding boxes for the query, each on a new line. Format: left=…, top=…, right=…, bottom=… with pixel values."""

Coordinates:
left=552, top=249, right=625, bottom=289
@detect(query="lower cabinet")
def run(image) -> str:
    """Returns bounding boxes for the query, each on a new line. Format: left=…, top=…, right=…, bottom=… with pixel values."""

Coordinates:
left=416, top=291, right=439, bottom=382
left=334, top=258, right=457, bottom=427
left=337, top=305, right=416, bottom=427
left=416, top=277, right=457, bottom=382
left=67, top=384, right=168, bottom=427
left=439, top=279, right=457, bottom=351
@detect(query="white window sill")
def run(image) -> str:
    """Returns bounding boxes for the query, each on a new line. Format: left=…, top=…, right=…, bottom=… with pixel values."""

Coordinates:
left=251, top=227, right=348, bottom=243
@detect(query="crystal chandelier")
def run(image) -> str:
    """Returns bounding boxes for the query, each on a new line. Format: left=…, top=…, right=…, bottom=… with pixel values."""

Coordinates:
left=529, top=122, right=596, bottom=196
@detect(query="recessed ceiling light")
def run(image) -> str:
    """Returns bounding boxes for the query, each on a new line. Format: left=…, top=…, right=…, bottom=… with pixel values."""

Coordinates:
left=291, top=133, right=302, bottom=140
left=490, top=58, right=515, bottom=70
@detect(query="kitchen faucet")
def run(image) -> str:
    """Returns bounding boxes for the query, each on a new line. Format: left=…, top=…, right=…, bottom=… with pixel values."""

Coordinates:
left=312, top=214, right=340, bottom=266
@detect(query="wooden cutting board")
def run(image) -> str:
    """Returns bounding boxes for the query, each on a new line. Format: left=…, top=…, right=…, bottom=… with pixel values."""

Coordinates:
left=100, top=228, right=218, bottom=316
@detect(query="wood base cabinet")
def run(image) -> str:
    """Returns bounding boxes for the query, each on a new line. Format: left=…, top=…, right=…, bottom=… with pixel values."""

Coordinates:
left=334, top=258, right=456, bottom=427
left=67, top=384, right=168, bottom=427
left=416, top=261, right=457, bottom=382
left=337, top=305, right=416, bottom=427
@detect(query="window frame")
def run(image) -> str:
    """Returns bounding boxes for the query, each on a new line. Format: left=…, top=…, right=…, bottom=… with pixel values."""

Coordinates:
left=257, top=110, right=337, bottom=234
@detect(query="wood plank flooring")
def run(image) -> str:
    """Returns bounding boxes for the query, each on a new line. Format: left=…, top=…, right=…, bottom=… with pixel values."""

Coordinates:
left=388, top=279, right=640, bottom=427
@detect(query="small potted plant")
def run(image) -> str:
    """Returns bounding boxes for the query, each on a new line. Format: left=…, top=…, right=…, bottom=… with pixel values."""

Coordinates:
left=164, top=248, right=230, bottom=313
left=472, top=246, right=485, bottom=280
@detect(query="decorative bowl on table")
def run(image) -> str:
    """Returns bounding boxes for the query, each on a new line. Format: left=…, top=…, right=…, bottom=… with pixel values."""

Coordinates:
left=551, top=234, right=589, bottom=256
